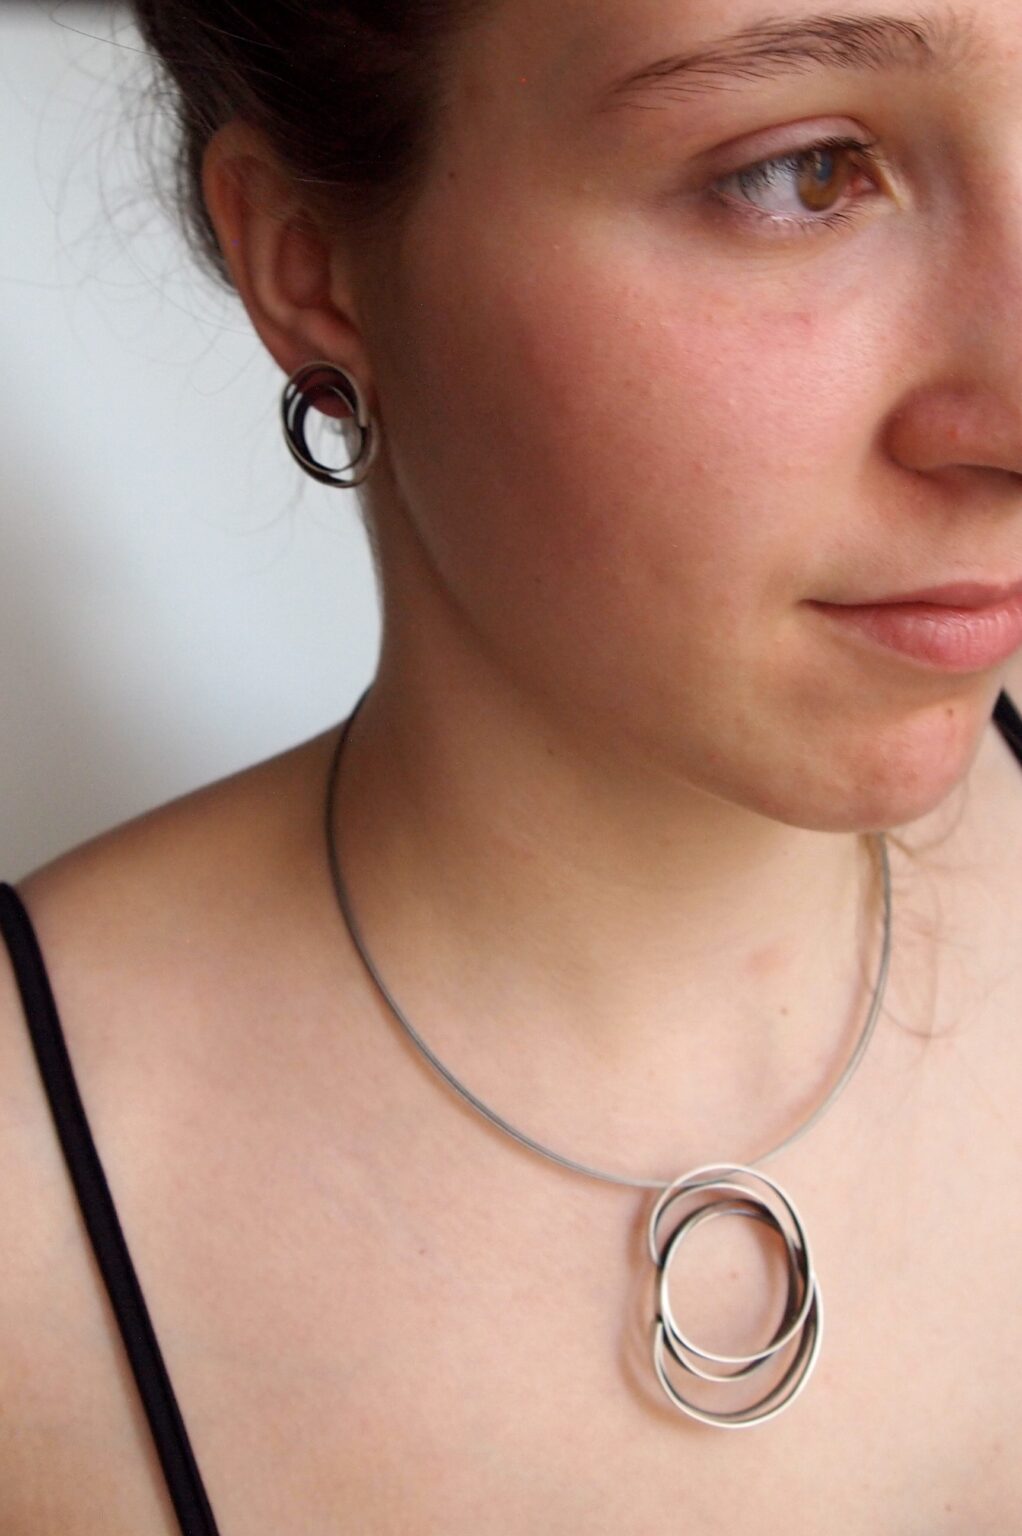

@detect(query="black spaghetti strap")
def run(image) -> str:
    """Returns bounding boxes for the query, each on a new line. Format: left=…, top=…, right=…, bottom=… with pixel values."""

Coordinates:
left=0, top=882, right=221, bottom=1536
left=994, top=688, right=1022, bottom=766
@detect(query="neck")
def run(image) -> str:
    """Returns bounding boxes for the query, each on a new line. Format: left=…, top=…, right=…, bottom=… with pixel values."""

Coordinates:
left=327, top=657, right=894, bottom=1172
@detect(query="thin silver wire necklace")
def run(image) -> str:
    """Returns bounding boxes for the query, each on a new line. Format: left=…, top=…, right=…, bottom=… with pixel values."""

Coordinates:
left=324, top=685, right=893, bottom=1429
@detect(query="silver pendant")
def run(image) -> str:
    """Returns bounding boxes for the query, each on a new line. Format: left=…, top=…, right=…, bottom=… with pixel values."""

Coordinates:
left=648, top=1164, right=823, bottom=1428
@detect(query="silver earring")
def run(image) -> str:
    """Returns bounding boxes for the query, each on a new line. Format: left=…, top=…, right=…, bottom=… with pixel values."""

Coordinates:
left=280, top=360, right=378, bottom=488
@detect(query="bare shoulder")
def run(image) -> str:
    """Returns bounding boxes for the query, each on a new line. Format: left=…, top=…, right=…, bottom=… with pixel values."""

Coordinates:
left=15, top=721, right=341, bottom=966
left=3, top=705, right=336, bottom=1027
left=0, top=723, right=344, bottom=1530
left=0, top=716, right=344, bottom=1186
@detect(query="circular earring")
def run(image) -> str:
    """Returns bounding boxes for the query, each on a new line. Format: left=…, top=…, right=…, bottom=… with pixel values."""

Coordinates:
left=280, top=360, right=378, bottom=488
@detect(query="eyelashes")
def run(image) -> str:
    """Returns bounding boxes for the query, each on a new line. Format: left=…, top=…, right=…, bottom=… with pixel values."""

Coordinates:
left=706, top=135, right=888, bottom=239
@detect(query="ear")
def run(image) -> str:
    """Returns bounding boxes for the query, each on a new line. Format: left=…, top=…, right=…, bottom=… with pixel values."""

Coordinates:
left=200, top=121, right=374, bottom=424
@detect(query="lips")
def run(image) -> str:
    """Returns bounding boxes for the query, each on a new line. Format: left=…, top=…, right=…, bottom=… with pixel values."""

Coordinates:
left=810, top=589, right=1022, bottom=672
left=847, top=578, right=1022, bottom=610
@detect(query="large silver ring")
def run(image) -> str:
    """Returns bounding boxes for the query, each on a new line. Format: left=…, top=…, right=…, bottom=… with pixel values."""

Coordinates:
left=648, top=1163, right=823, bottom=1428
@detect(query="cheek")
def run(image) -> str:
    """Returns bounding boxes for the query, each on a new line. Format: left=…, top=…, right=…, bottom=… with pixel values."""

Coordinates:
left=389, top=224, right=876, bottom=669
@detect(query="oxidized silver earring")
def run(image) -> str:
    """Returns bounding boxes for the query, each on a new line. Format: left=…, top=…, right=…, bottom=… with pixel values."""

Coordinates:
left=280, top=360, right=378, bottom=488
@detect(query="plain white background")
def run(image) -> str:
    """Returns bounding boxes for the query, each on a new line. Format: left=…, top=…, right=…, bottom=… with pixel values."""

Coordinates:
left=1, top=0, right=381, bottom=882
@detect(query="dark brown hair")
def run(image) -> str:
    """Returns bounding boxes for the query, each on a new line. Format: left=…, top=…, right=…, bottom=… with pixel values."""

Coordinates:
left=126, top=0, right=492, bottom=293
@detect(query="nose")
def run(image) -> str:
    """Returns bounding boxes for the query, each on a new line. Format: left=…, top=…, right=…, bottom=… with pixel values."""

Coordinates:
left=884, top=202, right=1022, bottom=490
left=887, top=386, right=1022, bottom=488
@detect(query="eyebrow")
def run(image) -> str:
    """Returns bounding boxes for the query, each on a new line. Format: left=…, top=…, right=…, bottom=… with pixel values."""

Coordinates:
left=596, top=7, right=982, bottom=112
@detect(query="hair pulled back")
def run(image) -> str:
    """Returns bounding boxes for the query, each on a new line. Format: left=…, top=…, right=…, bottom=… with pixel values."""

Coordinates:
left=126, top=0, right=491, bottom=292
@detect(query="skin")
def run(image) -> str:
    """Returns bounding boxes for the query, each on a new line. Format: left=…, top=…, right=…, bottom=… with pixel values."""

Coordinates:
left=198, top=0, right=1022, bottom=1153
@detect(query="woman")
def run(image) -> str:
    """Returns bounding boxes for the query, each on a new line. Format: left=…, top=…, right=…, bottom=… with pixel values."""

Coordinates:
left=2, top=0, right=1022, bottom=1528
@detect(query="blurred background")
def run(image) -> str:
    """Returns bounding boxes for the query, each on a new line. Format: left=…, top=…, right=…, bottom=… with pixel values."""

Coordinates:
left=1, top=1, right=381, bottom=881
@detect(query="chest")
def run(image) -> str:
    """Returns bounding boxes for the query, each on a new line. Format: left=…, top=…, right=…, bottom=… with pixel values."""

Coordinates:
left=245, top=1050, right=1022, bottom=1536
left=12, top=786, right=1022, bottom=1536
left=23, top=988, right=1022, bottom=1536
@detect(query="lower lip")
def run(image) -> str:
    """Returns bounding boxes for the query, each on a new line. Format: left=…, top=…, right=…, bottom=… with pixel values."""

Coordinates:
left=809, top=594, right=1022, bottom=672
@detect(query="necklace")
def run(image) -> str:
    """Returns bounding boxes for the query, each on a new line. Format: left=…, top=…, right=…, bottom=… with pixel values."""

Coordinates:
left=324, top=687, right=893, bottom=1429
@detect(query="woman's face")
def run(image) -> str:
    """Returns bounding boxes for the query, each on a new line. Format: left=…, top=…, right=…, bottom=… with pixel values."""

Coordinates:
left=357, top=0, right=1022, bottom=832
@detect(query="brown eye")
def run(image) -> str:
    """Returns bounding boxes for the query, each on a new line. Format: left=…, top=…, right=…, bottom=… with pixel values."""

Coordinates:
left=708, top=135, right=886, bottom=239
left=795, top=145, right=857, bottom=214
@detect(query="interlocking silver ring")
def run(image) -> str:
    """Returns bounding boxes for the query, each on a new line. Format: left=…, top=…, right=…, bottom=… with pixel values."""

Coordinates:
left=280, top=360, right=378, bottom=488
left=648, top=1163, right=823, bottom=1428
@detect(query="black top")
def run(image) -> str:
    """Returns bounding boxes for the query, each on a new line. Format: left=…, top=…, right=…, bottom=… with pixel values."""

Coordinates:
left=2, top=687, right=1022, bottom=1535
